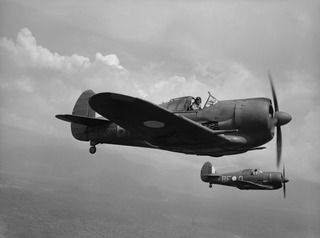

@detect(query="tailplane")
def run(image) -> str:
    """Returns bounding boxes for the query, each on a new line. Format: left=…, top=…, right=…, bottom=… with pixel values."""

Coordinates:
left=56, top=114, right=109, bottom=126
left=56, top=89, right=99, bottom=141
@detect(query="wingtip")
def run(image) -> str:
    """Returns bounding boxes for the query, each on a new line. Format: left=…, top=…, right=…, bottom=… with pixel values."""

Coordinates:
left=55, top=114, right=65, bottom=120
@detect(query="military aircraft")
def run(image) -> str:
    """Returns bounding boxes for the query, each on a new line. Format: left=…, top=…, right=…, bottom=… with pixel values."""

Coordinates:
left=56, top=74, right=291, bottom=167
left=200, top=161, right=289, bottom=197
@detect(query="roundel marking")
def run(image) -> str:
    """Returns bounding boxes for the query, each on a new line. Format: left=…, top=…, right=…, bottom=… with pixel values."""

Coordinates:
left=143, top=120, right=165, bottom=128
left=232, top=176, right=237, bottom=181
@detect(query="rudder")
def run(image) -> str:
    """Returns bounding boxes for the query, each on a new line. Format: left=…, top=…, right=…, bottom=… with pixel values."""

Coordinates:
left=71, top=89, right=95, bottom=141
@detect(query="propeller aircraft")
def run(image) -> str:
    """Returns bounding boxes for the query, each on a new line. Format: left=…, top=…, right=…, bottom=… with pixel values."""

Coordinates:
left=56, top=75, right=291, bottom=167
left=200, top=161, right=289, bottom=197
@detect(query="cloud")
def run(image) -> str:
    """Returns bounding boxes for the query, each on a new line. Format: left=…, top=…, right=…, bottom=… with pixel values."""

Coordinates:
left=0, top=28, right=125, bottom=72
left=0, top=28, right=128, bottom=135
left=95, top=53, right=125, bottom=70
left=1, top=28, right=89, bottom=71
left=130, top=60, right=260, bottom=104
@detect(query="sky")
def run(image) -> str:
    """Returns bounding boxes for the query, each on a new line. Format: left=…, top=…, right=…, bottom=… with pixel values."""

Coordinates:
left=0, top=0, right=320, bottom=237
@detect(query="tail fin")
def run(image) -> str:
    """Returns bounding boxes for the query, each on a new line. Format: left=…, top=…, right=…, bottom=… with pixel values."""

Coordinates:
left=72, top=89, right=96, bottom=117
left=71, top=89, right=95, bottom=141
left=200, top=161, right=215, bottom=182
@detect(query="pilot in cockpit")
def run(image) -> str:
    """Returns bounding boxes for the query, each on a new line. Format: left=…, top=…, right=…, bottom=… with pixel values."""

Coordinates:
left=253, top=169, right=262, bottom=175
left=190, top=97, right=202, bottom=110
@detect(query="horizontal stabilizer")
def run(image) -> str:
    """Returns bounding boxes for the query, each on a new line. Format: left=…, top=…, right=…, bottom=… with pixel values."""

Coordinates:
left=205, top=174, right=220, bottom=178
left=55, top=114, right=110, bottom=126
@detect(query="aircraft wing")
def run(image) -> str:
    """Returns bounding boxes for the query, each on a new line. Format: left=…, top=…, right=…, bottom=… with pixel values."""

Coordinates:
left=89, top=93, right=231, bottom=146
left=236, top=180, right=274, bottom=190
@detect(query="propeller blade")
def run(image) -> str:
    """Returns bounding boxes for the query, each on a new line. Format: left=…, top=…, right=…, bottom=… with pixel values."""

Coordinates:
left=269, top=72, right=279, bottom=112
left=277, top=126, right=282, bottom=168
left=269, top=73, right=282, bottom=168
left=282, top=165, right=288, bottom=198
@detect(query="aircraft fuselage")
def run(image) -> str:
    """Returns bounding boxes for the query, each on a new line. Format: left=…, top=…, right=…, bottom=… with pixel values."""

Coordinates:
left=86, top=97, right=274, bottom=156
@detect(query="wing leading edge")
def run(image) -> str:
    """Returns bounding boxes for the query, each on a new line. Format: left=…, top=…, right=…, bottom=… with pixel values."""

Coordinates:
left=89, top=93, right=231, bottom=146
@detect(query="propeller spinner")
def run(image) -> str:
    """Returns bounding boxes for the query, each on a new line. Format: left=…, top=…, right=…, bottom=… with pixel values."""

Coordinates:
left=268, top=73, right=292, bottom=168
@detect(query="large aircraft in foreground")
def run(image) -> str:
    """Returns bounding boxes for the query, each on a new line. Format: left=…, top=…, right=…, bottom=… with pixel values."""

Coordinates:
left=200, top=161, right=289, bottom=197
left=56, top=75, right=291, bottom=167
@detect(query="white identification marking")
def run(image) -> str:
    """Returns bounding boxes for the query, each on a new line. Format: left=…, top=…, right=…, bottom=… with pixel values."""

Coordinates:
left=143, top=120, right=165, bottom=128
left=222, top=176, right=231, bottom=183
left=232, top=176, right=237, bottom=181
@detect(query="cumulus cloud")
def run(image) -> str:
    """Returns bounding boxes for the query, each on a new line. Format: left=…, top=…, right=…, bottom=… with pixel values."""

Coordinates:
left=0, top=28, right=126, bottom=88
left=95, top=53, right=124, bottom=70
left=0, top=28, right=125, bottom=72
left=0, top=28, right=128, bottom=135
left=1, top=28, right=89, bottom=71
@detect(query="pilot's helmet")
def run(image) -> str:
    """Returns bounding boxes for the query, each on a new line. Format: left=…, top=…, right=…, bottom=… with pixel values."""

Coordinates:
left=195, top=97, right=201, bottom=104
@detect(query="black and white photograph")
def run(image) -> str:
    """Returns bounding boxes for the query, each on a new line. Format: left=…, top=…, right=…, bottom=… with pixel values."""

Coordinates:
left=0, top=0, right=319, bottom=237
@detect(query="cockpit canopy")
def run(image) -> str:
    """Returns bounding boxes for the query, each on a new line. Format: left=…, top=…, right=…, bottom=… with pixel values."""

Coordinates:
left=159, top=92, right=218, bottom=112
left=242, top=168, right=263, bottom=175
left=159, top=96, right=193, bottom=112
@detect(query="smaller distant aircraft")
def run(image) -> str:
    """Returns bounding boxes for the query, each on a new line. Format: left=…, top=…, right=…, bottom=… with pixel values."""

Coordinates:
left=200, top=161, right=289, bottom=197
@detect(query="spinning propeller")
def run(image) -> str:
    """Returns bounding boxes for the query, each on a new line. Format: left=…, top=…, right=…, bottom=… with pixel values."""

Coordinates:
left=282, top=165, right=289, bottom=198
left=268, top=73, right=292, bottom=168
